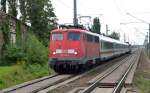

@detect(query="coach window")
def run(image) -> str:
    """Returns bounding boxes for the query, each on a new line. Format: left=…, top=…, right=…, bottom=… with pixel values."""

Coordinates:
left=52, top=33, right=63, bottom=40
left=102, top=41, right=113, bottom=49
left=68, top=32, right=80, bottom=40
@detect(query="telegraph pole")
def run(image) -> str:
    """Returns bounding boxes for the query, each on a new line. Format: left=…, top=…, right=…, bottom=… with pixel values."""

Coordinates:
left=73, top=0, right=78, bottom=26
left=106, top=24, right=109, bottom=35
left=147, top=32, right=149, bottom=55
left=124, top=33, right=126, bottom=43
left=148, top=23, right=150, bottom=57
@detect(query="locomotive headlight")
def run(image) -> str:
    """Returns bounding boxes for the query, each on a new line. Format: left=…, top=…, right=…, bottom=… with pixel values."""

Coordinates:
left=74, top=52, right=78, bottom=55
left=53, top=52, right=56, bottom=55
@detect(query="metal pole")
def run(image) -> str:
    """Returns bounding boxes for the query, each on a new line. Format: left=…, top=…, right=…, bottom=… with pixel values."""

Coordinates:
left=147, top=32, right=148, bottom=54
left=73, top=0, right=78, bottom=26
left=149, top=24, right=150, bottom=57
left=124, top=33, right=126, bottom=43
left=106, top=24, right=109, bottom=35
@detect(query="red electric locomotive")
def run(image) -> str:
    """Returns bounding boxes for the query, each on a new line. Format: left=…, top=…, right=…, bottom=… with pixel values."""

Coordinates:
left=49, top=26, right=100, bottom=73
left=49, top=25, right=130, bottom=73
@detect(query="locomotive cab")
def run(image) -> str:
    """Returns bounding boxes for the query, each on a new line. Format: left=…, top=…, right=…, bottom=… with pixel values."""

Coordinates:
left=50, top=31, right=84, bottom=58
left=49, top=28, right=86, bottom=72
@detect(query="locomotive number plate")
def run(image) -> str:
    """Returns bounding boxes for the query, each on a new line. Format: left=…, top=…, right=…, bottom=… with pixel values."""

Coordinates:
left=62, top=50, right=68, bottom=53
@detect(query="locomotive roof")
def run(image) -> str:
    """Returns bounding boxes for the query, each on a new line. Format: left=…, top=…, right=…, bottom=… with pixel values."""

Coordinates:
left=51, top=28, right=128, bottom=45
left=51, top=28, right=84, bottom=33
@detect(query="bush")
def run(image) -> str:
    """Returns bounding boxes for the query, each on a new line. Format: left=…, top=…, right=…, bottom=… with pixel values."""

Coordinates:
left=2, top=46, right=26, bottom=65
left=1, top=32, right=48, bottom=65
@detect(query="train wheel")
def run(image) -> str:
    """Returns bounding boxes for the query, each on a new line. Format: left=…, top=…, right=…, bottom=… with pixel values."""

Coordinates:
left=74, top=65, right=79, bottom=74
left=78, top=64, right=83, bottom=72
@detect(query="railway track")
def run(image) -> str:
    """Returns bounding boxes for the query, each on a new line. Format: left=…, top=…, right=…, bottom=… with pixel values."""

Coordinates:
left=1, top=51, right=138, bottom=93
left=1, top=59, right=117, bottom=93
left=36, top=53, right=133, bottom=93
left=0, top=57, right=118, bottom=93
left=81, top=50, right=141, bottom=93
left=1, top=74, right=73, bottom=93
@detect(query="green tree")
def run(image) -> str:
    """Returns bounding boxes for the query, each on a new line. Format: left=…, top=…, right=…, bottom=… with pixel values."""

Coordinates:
left=25, top=0, right=57, bottom=46
left=109, top=32, right=120, bottom=40
left=1, top=0, right=57, bottom=47
left=7, top=0, right=18, bottom=17
left=92, top=17, right=101, bottom=34
left=42, top=0, right=57, bottom=45
left=19, top=0, right=28, bottom=23
left=0, top=0, right=7, bottom=13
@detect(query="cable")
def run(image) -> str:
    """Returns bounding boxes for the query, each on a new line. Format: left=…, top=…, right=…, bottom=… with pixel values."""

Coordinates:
left=78, top=0, right=90, bottom=6
left=55, top=0, right=72, bottom=9
left=134, top=28, right=147, bottom=36
left=126, top=12, right=149, bottom=24
left=55, top=0, right=87, bottom=12
left=77, top=0, right=90, bottom=11
left=113, top=0, right=122, bottom=15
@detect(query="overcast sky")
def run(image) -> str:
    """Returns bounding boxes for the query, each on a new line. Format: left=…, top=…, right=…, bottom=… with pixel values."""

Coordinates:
left=51, top=0, right=150, bottom=45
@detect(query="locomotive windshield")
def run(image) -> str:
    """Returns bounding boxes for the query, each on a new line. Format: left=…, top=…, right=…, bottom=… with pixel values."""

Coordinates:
left=52, top=33, right=63, bottom=40
left=68, top=32, right=80, bottom=41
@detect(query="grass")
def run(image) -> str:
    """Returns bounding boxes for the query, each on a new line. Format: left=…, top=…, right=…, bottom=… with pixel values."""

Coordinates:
left=133, top=51, right=150, bottom=93
left=134, top=73, right=150, bottom=93
left=0, top=66, right=17, bottom=76
left=0, top=63, right=55, bottom=89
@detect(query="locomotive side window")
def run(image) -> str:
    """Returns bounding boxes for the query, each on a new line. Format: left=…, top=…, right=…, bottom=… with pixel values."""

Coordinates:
left=94, top=36, right=99, bottom=43
left=87, top=34, right=93, bottom=42
left=52, top=33, right=63, bottom=40
left=68, top=32, right=80, bottom=40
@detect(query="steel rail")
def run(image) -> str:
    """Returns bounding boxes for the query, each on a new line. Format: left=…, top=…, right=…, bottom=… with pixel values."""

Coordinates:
left=37, top=54, right=131, bottom=93
left=2, top=74, right=59, bottom=93
left=1, top=54, right=127, bottom=93
left=82, top=54, right=134, bottom=93
left=112, top=52, right=140, bottom=93
left=1, top=53, right=133, bottom=93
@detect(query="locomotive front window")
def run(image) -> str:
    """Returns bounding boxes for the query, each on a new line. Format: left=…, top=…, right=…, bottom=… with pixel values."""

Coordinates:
left=68, top=32, right=80, bottom=41
left=52, top=33, right=63, bottom=40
